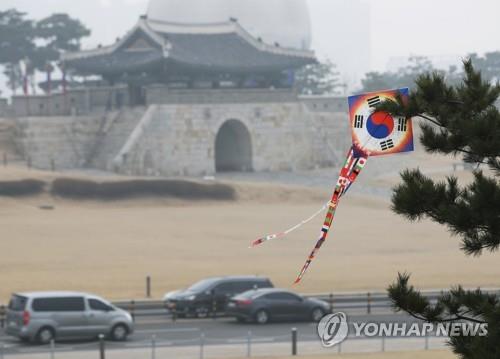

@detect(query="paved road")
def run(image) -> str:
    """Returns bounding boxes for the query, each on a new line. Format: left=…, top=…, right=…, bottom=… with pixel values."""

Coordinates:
left=0, top=312, right=428, bottom=356
left=3, top=287, right=496, bottom=356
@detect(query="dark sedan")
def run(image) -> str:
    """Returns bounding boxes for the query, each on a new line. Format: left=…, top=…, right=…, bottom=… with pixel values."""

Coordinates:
left=163, top=276, right=273, bottom=318
left=226, top=288, right=330, bottom=324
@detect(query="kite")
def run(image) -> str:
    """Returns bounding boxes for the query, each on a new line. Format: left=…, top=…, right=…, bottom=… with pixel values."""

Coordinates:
left=349, top=88, right=414, bottom=157
left=251, top=88, right=414, bottom=283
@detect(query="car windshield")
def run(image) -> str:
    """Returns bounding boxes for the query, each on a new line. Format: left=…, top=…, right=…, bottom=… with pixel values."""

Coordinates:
left=8, top=295, right=27, bottom=311
left=237, top=289, right=265, bottom=299
left=187, top=278, right=218, bottom=292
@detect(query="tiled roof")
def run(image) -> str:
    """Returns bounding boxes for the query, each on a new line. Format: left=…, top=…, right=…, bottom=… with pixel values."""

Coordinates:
left=63, top=18, right=316, bottom=75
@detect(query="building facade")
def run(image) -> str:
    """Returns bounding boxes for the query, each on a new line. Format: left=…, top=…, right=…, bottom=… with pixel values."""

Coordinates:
left=7, top=16, right=350, bottom=176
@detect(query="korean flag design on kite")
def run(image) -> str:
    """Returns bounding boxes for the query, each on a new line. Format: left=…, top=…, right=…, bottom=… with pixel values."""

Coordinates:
left=252, top=87, right=415, bottom=284
left=348, top=88, right=414, bottom=157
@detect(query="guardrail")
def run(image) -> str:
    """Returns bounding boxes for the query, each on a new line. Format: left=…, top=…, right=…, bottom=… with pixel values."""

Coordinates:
left=110, top=290, right=458, bottom=320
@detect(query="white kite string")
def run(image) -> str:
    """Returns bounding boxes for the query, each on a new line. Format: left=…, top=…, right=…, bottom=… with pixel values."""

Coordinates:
left=252, top=101, right=396, bottom=247
left=280, top=155, right=361, bottom=238
left=282, top=203, right=329, bottom=235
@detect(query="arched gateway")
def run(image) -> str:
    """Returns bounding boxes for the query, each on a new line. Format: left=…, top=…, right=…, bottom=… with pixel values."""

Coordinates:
left=215, top=120, right=253, bottom=172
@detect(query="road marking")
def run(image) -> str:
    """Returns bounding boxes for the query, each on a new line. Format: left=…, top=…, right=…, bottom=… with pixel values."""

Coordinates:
left=125, top=342, right=173, bottom=348
left=227, top=337, right=275, bottom=344
left=250, top=338, right=276, bottom=343
left=18, top=347, right=74, bottom=353
left=137, top=328, right=200, bottom=334
left=227, top=339, right=247, bottom=344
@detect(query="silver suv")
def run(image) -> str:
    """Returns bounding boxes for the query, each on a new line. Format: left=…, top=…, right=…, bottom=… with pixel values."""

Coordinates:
left=6, top=292, right=134, bottom=344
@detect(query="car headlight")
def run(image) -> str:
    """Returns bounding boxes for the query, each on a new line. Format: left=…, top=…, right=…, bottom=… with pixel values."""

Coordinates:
left=186, top=295, right=196, bottom=301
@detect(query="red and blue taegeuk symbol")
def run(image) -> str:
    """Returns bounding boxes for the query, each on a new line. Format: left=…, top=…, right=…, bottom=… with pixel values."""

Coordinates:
left=366, top=111, right=394, bottom=139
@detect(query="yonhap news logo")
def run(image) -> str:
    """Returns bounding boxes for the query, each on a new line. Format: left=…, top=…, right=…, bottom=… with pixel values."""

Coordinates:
left=317, top=312, right=488, bottom=348
left=317, top=312, right=349, bottom=347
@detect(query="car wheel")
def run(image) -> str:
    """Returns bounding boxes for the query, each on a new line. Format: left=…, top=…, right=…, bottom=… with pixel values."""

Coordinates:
left=196, top=306, right=210, bottom=319
left=110, top=324, right=129, bottom=341
left=311, top=307, right=325, bottom=322
left=36, top=327, right=55, bottom=345
left=255, top=310, right=270, bottom=324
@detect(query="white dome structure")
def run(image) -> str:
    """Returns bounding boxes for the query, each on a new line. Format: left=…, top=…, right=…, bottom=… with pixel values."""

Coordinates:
left=147, top=0, right=312, bottom=50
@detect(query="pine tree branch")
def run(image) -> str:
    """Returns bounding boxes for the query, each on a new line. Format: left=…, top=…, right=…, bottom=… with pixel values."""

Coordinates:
left=416, top=114, right=444, bottom=127
left=415, top=114, right=497, bottom=167
left=392, top=169, right=500, bottom=256
left=389, top=274, right=489, bottom=325
left=403, top=310, right=431, bottom=323
left=386, top=60, right=500, bottom=358
left=398, top=309, right=485, bottom=324
left=448, top=314, right=486, bottom=325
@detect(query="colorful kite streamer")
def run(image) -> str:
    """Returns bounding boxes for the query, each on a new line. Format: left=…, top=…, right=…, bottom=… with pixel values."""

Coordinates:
left=252, top=88, right=414, bottom=283
left=251, top=148, right=363, bottom=249
left=293, top=149, right=367, bottom=283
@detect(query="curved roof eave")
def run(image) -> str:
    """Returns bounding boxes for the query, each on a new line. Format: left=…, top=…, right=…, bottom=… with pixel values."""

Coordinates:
left=145, top=18, right=316, bottom=59
left=63, top=17, right=316, bottom=64
left=63, top=19, right=167, bottom=62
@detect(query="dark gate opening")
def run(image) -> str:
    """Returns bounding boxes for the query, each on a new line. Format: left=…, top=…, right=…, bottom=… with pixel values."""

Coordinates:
left=215, top=120, right=253, bottom=172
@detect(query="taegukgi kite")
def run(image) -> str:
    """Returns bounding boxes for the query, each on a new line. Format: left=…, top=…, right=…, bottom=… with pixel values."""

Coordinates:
left=251, top=88, right=414, bottom=283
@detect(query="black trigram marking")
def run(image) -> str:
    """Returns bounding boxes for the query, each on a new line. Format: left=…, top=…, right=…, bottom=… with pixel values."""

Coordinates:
left=380, top=139, right=395, bottom=151
left=354, top=115, right=364, bottom=128
left=397, top=117, right=408, bottom=132
left=367, top=96, right=381, bottom=108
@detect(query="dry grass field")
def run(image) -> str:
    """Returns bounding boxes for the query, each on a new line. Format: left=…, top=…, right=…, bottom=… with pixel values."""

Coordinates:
left=0, top=161, right=499, bottom=303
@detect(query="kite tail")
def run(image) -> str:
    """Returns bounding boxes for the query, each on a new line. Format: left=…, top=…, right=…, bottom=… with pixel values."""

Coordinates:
left=250, top=204, right=328, bottom=248
left=294, top=203, right=338, bottom=284
left=250, top=147, right=355, bottom=248
left=250, top=233, right=284, bottom=248
left=251, top=148, right=357, bottom=249
left=294, top=149, right=368, bottom=284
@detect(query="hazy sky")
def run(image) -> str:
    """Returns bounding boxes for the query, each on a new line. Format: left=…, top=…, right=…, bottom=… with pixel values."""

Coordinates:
left=311, top=0, right=500, bottom=70
left=1, top=0, right=500, bottom=94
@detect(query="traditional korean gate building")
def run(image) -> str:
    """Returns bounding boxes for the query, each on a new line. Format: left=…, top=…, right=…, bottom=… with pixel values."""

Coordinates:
left=9, top=1, right=350, bottom=175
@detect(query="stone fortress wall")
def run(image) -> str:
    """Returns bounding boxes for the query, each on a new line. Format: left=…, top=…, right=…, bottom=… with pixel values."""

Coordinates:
left=4, top=87, right=351, bottom=177
left=113, top=102, right=350, bottom=177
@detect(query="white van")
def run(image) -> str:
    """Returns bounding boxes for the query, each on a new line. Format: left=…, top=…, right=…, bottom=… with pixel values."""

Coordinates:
left=6, top=292, right=134, bottom=344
